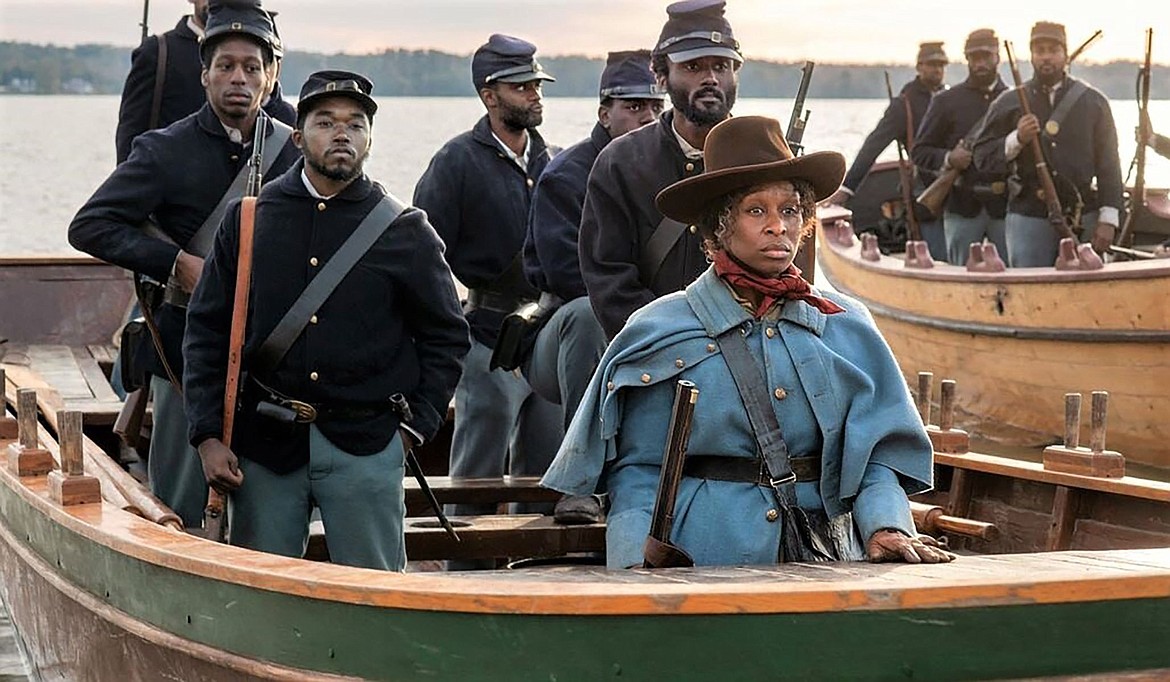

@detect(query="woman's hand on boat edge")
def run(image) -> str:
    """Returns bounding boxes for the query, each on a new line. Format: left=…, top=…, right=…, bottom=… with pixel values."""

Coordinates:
left=866, top=529, right=956, bottom=564
left=196, top=438, right=244, bottom=492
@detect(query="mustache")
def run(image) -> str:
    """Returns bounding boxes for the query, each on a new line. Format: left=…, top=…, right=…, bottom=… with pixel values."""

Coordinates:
left=692, top=87, right=726, bottom=102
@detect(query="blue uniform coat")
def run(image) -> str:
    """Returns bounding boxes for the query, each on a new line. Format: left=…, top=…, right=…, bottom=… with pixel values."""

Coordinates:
left=542, top=268, right=933, bottom=568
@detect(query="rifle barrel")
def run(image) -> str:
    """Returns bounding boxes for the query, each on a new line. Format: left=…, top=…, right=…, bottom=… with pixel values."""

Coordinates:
left=1003, top=41, right=1075, bottom=240
left=884, top=71, right=921, bottom=241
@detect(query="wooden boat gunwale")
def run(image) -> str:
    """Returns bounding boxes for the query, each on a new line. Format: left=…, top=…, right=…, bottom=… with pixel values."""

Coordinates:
left=4, top=451, right=1170, bottom=618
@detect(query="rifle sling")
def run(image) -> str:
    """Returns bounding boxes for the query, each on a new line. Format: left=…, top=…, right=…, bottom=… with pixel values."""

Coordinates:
left=251, top=195, right=408, bottom=378
left=638, top=215, right=689, bottom=284
left=186, top=120, right=293, bottom=258
left=149, top=33, right=167, bottom=131
left=715, top=325, right=834, bottom=563
left=1040, top=79, right=1089, bottom=148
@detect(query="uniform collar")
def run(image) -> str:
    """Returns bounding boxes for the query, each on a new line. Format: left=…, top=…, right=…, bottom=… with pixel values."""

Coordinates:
left=684, top=268, right=827, bottom=338
left=186, top=16, right=205, bottom=39
left=471, top=115, right=548, bottom=166
left=278, top=157, right=375, bottom=202
left=589, top=121, right=613, bottom=151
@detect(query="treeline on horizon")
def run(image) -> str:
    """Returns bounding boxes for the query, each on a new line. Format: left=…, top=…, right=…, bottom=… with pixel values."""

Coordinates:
left=2, top=41, right=1167, bottom=100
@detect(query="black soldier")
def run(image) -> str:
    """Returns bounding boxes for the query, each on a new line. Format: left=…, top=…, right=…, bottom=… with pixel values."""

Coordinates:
left=184, top=70, right=469, bottom=570
left=413, top=34, right=563, bottom=548
left=520, top=49, right=665, bottom=524
left=579, top=0, right=743, bottom=340
left=69, top=0, right=300, bottom=528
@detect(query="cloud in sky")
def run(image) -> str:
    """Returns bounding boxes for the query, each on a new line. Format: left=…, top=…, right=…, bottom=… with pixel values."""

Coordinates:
left=1, top=0, right=1164, bottom=64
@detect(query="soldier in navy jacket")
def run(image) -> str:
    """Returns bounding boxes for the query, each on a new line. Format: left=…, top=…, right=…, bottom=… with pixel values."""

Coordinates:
left=972, top=21, right=1122, bottom=267
left=579, top=0, right=742, bottom=340
left=413, top=34, right=563, bottom=542
left=184, top=70, right=468, bottom=571
left=69, top=1, right=299, bottom=529
left=521, top=49, right=664, bottom=524
left=912, top=29, right=1009, bottom=265
left=115, top=0, right=296, bottom=164
left=826, top=41, right=949, bottom=261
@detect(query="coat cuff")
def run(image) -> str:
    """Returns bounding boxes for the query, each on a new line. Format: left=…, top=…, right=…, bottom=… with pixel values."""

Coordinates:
left=852, top=481, right=916, bottom=542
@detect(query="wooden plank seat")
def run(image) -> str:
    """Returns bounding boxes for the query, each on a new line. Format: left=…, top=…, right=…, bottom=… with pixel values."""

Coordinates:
left=2, top=345, right=126, bottom=426
left=306, top=514, right=605, bottom=563
left=403, top=475, right=560, bottom=515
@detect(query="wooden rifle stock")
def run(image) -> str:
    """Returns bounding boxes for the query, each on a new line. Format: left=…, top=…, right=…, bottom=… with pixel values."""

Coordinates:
left=884, top=71, right=921, bottom=241
left=643, top=380, right=699, bottom=568
left=1119, top=28, right=1153, bottom=248
left=916, top=164, right=963, bottom=218
left=203, top=113, right=267, bottom=542
left=1004, top=41, right=1076, bottom=241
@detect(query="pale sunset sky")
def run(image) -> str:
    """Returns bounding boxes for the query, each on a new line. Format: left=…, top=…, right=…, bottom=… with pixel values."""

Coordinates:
left=1, top=0, right=1167, bottom=65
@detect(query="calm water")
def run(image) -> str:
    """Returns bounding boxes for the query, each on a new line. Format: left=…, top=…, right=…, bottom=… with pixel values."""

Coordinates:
left=3, top=95, right=1169, bottom=255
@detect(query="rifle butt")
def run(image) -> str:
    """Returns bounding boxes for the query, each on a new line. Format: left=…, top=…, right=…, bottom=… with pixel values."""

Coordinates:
left=916, top=167, right=961, bottom=218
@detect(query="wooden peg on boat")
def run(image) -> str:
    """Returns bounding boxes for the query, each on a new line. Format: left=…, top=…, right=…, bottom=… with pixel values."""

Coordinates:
left=6, top=388, right=55, bottom=477
left=916, top=371, right=933, bottom=425
left=859, top=233, right=882, bottom=261
left=965, top=241, right=1006, bottom=273
left=0, top=368, right=18, bottom=440
left=1042, top=390, right=1125, bottom=478
left=47, top=410, right=101, bottom=506
left=904, top=241, right=936, bottom=269
left=1054, top=238, right=1105, bottom=271
left=909, top=501, right=997, bottom=541
left=927, top=379, right=969, bottom=454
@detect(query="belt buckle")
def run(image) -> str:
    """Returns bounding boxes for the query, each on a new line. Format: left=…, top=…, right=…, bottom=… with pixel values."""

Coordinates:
left=769, top=471, right=797, bottom=488
left=285, top=399, right=318, bottom=423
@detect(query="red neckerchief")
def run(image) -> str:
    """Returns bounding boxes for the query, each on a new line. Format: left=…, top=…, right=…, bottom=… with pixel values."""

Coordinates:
left=712, top=250, right=846, bottom=317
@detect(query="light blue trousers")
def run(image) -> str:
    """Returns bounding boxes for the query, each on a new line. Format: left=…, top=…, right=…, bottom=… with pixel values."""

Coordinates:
left=523, top=296, right=608, bottom=433
left=447, top=339, right=562, bottom=517
left=149, top=375, right=206, bottom=529
left=943, top=209, right=1007, bottom=266
left=229, top=426, right=407, bottom=571
left=919, top=218, right=948, bottom=263
left=1005, top=210, right=1098, bottom=267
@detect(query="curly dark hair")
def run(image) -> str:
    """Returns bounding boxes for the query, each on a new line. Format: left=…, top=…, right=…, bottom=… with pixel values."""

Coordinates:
left=694, top=178, right=818, bottom=257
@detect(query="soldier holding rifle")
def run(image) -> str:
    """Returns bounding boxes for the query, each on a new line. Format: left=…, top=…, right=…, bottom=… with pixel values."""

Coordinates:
left=971, top=21, right=1122, bottom=267
left=825, top=42, right=949, bottom=261
left=69, top=1, right=299, bottom=528
left=183, top=71, right=469, bottom=570
left=544, top=117, right=953, bottom=569
left=912, top=29, right=1009, bottom=265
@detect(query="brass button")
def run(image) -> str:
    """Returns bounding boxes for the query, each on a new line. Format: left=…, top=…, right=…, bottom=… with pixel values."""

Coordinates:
left=766, top=509, right=779, bottom=522
left=606, top=381, right=615, bottom=391
left=675, top=358, right=685, bottom=368
left=526, top=178, right=535, bottom=188
left=765, top=327, right=775, bottom=339
left=685, top=162, right=695, bottom=172
left=706, top=343, right=716, bottom=353
left=230, top=154, right=239, bottom=162
left=774, top=387, right=787, bottom=400
left=309, top=257, right=319, bottom=266
left=309, top=371, right=319, bottom=381
left=317, top=202, right=327, bottom=212
left=309, top=315, right=318, bottom=324
left=640, top=373, right=651, bottom=384
left=688, top=225, right=697, bottom=234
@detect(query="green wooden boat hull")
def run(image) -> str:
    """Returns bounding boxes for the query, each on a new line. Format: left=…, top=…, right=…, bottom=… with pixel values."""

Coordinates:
left=3, top=466, right=1170, bottom=681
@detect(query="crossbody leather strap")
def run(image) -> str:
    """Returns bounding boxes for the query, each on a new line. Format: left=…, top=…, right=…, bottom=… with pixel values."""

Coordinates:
left=251, top=195, right=408, bottom=377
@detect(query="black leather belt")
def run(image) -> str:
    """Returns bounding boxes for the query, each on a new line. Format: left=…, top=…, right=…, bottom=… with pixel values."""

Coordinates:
left=252, top=379, right=390, bottom=424
left=466, top=289, right=527, bottom=314
left=683, top=455, right=821, bottom=485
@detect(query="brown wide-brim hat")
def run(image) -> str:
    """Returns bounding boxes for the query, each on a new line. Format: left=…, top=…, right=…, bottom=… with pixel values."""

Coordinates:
left=656, top=116, right=845, bottom=225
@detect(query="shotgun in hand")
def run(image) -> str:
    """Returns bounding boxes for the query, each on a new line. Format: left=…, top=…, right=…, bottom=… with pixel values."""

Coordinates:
left=643, top=380, right=699, bottom=569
